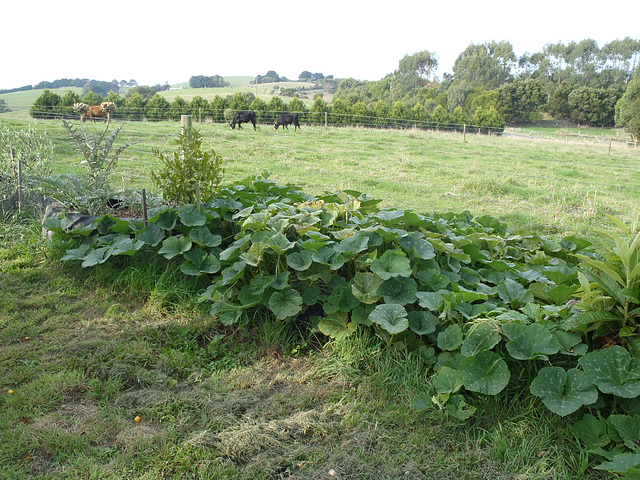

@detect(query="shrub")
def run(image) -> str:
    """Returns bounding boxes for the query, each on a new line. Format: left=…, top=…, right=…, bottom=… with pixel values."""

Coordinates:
left=151, top=128, right=224, bottom=205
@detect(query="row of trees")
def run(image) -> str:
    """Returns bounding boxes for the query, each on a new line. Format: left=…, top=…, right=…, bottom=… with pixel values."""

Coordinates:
left=333, top=38, right=640, bottom=130
left=28, top=88, right=506, bottom=133
left=189, top=75, right=229, bottom=88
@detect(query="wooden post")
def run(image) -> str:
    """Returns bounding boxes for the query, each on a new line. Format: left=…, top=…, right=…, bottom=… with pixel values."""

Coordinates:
left=325, top=111, right=328, bottom=132
left=609, top=139, right=612, bottom=154
left=198, top=108, right=202, bottom=123
left=463, top=124, right=466, bottom=143
left=196, top=183, right=201, bottom=210
left=14, top=150, right=23, bottom=212
left=141, top=188, right=148, bottom=227
left=181, top=115, right=193, bottom=137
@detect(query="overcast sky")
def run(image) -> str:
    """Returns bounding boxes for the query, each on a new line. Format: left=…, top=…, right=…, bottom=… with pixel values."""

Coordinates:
left=2, top=1, right=638, bottom=90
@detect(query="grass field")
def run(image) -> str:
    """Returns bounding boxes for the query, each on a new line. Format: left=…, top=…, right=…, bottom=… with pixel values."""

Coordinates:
left=1, top=110, right=638, bottom=238
left=1, top=110, right=638, bottom=479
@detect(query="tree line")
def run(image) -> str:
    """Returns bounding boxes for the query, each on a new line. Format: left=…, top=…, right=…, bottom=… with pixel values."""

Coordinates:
left=332, top=38, right=640, bottom=135
left=28, top=87, right=506, bottom=133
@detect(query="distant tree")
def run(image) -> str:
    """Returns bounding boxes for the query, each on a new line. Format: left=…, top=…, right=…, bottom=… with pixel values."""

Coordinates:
left=299, top=71, right=313, bottom=81
left=123, top=92, right=146, bottom=120
left=288, top=96, right=307, bottom=113
left=547, top=81, right=577, bottom=119
left=126, top=86, right=156, bottom=100
left=29, top=89, right=61, bottom=119
left=616, top=70, right=640, bottom=143
left=452, top=41, right=516, bottom=90
left=452, top=106, right=469, bottom=126
left=82, top=80, right=119, bottom=96
left=230, top=93, right=250, bottom=111
left=471, top=106, right=506, bottom=133
left=190, top=95, right=210, bottom=120
left=392, top=50, right=439, bottom=101
left=373, top=100, right=390, bottom=126
left=80, top=91, right=104, bottom=106
left=432, top=105, right=453, bottom=128
left=210, top=95, right=229, bottom=123
left=498, top=78, right=546, bottom=123
left=251, top=97, right=268, bottom=123
left=256, top=70, right=281, bottom=84
left=145, top=94, right=171, bottom=121
left=568, top=86, right=619, bottom=126
left=170, top=96, right=189, bottom=121
left=463, top=88, right=499, bottom=116
left=0, top=99, right=10, bottom=113
left=310, top=96, right=329, bottom=124
left=189, top=75, right=228, bottom=88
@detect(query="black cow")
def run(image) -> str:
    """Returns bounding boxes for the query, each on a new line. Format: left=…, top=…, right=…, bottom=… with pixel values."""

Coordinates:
left=274, top=113, right=301, bottom=131
left=230, top=110, right=257, bottom=130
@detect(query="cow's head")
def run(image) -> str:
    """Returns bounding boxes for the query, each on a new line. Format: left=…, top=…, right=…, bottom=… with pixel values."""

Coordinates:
left=230, top=121, right=236, bottom=129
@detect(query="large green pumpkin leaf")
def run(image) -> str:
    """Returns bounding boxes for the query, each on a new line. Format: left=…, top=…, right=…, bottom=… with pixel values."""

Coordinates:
left=497, top=278, right=534, bottom=308
left=350, top=272, right=384, bottom=304
left=287, top=250, right=313, bottom=271
left=595, top=453, right=640, bottom=474
left=266, top=231, right=295, bottom=255
left=398, top=234, right=435, bottom=260
left=268, top=288, right=303, bottom=320
left=571, top=414, right=611, bottom=451
left=579, top=346, right=640, bottom=398
left=137, top=223, right=165, bottom=246
left=461, top=351, right=510, bottom=395
left=370, top=249, right=412, bottom=280
left=158, top=235, right=192, bottom=260
left=609, top=414, right=640, bottom=450
left=178, top=204, right=207, bottom=226
left=81, top=246, right=111, bottom=267
left=461, top=323, right=501, bottom=357
left=502, top=322, right=561, bottom=361
left=433, top=366, right=463, bottom=395
left=154, top=208, right=177, bottom=230
left=189, top=225, right=222, bottom=247
left=318, top=312, right=357, bottom=341
left=378, top=277, right=417, bottom=305
left=368, top=303, right=409, bottom=334
left=530, top=367, right=598, bottom=416
left=61, top=244, right=92, bottom=262
left=415, top=291, right=444, bottom=311
left=181, top=248, right=221, bottom=276
left=437, top=324, right=463, bottom=351
left=408, top=310, right=439, bottom=335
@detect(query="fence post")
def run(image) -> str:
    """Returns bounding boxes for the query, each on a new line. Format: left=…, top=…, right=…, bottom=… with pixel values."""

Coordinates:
left=198, top=108, right=202, bottom=123
left=196, top=183, right=201, bottom=210
left=141, top=188, right=148, bottom=227
left=14, top=149, right=23, bottom=213
left=463, top=124, right=466, bottom=143
left=325, top=112, right=328, bottom=132
left=181, top=115, right=193, bottom=137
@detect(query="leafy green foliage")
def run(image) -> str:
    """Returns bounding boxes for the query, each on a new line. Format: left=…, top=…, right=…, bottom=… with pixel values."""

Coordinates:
left=151, top=128, right=224, bottom=205
left=47, top=174, right=640, bottom=477
left=568, top=212, right=640, bottom=354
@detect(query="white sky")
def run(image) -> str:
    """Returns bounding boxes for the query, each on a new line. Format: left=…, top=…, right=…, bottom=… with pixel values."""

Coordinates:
left=2, top=1, right=638, bottom=90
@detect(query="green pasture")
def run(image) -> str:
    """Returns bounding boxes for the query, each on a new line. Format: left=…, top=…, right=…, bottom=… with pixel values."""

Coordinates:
left=1, top=111, right=637, bottom=238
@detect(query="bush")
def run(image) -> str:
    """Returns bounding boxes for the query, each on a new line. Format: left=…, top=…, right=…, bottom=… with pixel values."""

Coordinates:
left=151, top=128, right=224, bottom=205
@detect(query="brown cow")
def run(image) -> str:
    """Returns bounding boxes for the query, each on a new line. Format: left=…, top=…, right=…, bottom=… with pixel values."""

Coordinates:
left=82, top=105, right=108, bottom=123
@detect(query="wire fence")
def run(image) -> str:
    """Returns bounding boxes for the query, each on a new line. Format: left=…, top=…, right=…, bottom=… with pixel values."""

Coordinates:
left=2, top=108, right=639, bottom=232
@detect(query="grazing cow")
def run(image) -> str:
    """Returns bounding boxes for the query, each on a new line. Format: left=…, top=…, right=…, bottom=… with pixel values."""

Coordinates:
left=274, top=113, right=301, bottom=131
left=82, top=105, right=108, bottom=123
left=230, top=110, right=257, bottom=130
